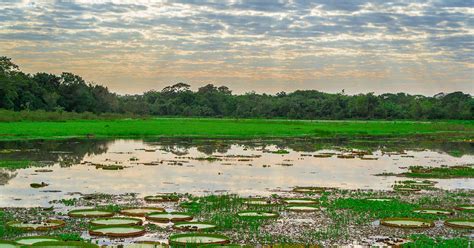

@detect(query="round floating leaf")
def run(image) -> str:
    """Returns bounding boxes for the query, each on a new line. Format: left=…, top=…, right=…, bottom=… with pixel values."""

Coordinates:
left=365, top=198, right=394, bottom=202
left=15, top=236, right=61, bottom=246
left=283, top=198, right=318, bottom=205
left=90, top=217, right=142, bottom=226
left=89, top=225, right=146, bottom=238
left=7, top=219, right=65, bottom=231
left=68, top=209, right=114, bottom=218
left=146, top=212, right=193, bottom=223
left=455, top=205, right=474, bottom=212
left=413, top=208, right=454, bottom=215
left=237, top=211, right=279, bottom=220
left=444, top=219, right=474, bottom=229
left=380, top=218, right=434, bottom=228
left=120, top=207, right=165, bottom=217
left=31, top=241, right=99, bottom=247
left=144, top=194, right=179, bottom=203
left=243, top=198, right=276, bottom=206
left=169, top=233, right=230, bottom=246
left=292, top=187, right=325, bottom=194
left=286, top=205, right=319, bottom=212
left=0, top=241, right=19, bottom=248
left=173, top=222, right=216, bottom=231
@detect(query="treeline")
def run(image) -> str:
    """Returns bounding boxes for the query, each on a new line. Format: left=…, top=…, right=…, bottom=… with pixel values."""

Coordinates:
left=1, top=56, right=472, bottom=120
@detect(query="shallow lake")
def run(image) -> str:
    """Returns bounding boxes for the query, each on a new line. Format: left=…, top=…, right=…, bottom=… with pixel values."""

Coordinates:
left=0, top=138, right=472, bottom=207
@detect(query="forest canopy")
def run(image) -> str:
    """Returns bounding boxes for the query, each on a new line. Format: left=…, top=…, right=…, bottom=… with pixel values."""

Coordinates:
left=0, top=56, right=472, bottom=120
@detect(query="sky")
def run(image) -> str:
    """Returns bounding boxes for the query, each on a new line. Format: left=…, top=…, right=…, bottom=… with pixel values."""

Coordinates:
left=0, top=0, right=473, bottom=95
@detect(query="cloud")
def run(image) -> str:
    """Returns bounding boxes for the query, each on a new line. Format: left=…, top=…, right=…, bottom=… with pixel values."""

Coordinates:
left=0, top=0, right=472, bottom=95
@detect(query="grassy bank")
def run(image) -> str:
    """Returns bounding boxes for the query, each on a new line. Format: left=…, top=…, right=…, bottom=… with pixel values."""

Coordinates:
left=0, top=118, right=473, bottom=141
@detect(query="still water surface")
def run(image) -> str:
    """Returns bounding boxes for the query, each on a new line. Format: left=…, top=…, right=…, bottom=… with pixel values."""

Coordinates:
left=0, top=139, right=472, bottom=207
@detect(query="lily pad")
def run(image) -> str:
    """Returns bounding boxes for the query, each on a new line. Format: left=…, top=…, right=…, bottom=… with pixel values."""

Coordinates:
left=173, top=222, right=216, bottom=231
left=31, top=241, right=99, bottom=247
left=366, top=198, right=394, bottom=202
left=90, top=217, right=142, bottom=226
left=120, top=207, right=165, bottom=217
left=286, top=205, right=319, bottom=212
left=413, top=208, right=454, bottom=215
left=444, top=219, right=474, bottom=229
left=237, top=211, right=279, bottom=220
left=0, top=241, right=18, bottom=248
left=68, top=209, right=114, bottom=218
left=293, top=187, right=325, bottom=194
left=15, top=236, right=61, bottom=246
left=283, top=198, right=318, bottom=205
left=169, top=233, right=230, bottom=246
left=144, top=194, right=179, bottom=202
left=243, top=198, right=276, bottom=206
left=146, top=212, right=193, bottom=223
left=380, top=218, right=434, bottom=228
left=89, top=225, right=146, bottom=237
left=455, top=205, right=474, bottom=212
left=7, top=219, right=65, bottom=231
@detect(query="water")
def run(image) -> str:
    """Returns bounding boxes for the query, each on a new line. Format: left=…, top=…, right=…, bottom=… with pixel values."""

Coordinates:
left=0, top=138, right=472, bottom=207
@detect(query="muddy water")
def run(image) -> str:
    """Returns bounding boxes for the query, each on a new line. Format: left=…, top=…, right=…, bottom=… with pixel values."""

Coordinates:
left=0, top=139, right=472, bottom=207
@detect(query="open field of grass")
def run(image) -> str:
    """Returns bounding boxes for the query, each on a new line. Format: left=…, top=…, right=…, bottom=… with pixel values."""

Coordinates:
left=0, top=118, right=473, bottom=141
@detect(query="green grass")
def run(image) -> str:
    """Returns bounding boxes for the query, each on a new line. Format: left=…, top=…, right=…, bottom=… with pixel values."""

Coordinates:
left=403, top=234, right=472, bottom=248
left=0, top=118, right=472, bottom=141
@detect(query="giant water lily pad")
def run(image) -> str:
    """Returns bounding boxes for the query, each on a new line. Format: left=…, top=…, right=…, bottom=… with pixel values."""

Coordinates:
left=31, top=241, right=99, bottom=247
left=293, top=187, right=325, bottom=194
left=120, top=207, right=165, bottom=217
left=366, top=198, right=394, bottom=202
left=380, top=218, right=434, bottom=228
left=455, top=205, right=474, bottom=212
left=444, top=219, right=474, bottom=229
left=283, top=198, right=318, bottom=205
left=174, top=222, right=216, bottom=231
left=237, top=211, right=279, bottom=220
left=90, top=217, right=142, bottom=226
left=243, top=198, right=276, bottom=206
left=15, top=236, right=61, bottom=245
left=286, top=205, right=319, bottom=212
left=146, top=212, right=193, bottom=223
left=7, top=219, right=65, bottom=231
left=144, top=194, right=179, bottom=202
left=68, top=209, right=114, bottom=218
left=413, top=208, right=454, bottom=215
left=169, top=233, right=230, bottom=246
left=89, top=225, right=146, bottom=237
left=0, top=241, right=18, bottom=247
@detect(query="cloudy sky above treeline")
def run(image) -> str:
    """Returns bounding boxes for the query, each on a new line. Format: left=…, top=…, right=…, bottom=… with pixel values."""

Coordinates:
left=1, top=0, right=472, bottom=95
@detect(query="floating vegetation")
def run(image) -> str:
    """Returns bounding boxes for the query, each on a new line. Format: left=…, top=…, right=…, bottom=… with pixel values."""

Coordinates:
left=286, top=205, right=319, bottom=212
left=0, top=241, right=18, bottom=247
left=413, top=208, right=454, bottom=215
left=379, top=165, right=474, bottom=179
left=30, top=182, right=49, bottom=188
left=146, top=212, right=193, bottom=223
left=120, top=207, right=165, bottom=217
left=89, top=225, right=146, bottom=237
left=444, top=219, right=474, bottom=229
left=272, top=149, right=290, bottom=154
left=243, top=198, right=276, bottom=206
left=169, top=233, right=230, bottom=246
left=393, top=187, right=421, bottom=192
left=380, top=218, right=434, bottom=228
left=173, top=222, right=217, bottom=231
left=237, top=211, right=279, bottom=220
left=68, top=209, right=114, bottom=218
left=7, top=219, right=65, bottom=231
left=282, top=198, right=318, bottom=205
left=34, top=169, right=53, bottom=173
left=365, top=198, right=394, bottom=202
left=455, top=205, right=474, bottom=212
left=144, top=194, right=179, bottom=202
left=313, top=154, right=332, bottom=158
left=15, top=236, right=61, bottom=245
left=31, top=241, right=99, bottom=247
left=293, top=187, right=325, bottom=194
left=131, top=241, right=168, bottom=248
left=337, top=154, right=355, bottom=159
left=90, top=217, right=142, bottom=226
left=95, top=164, right=125, bottom=170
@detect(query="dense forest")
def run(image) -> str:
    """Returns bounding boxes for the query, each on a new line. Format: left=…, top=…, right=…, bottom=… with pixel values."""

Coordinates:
left=1, top=56, right=472, bottom=120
